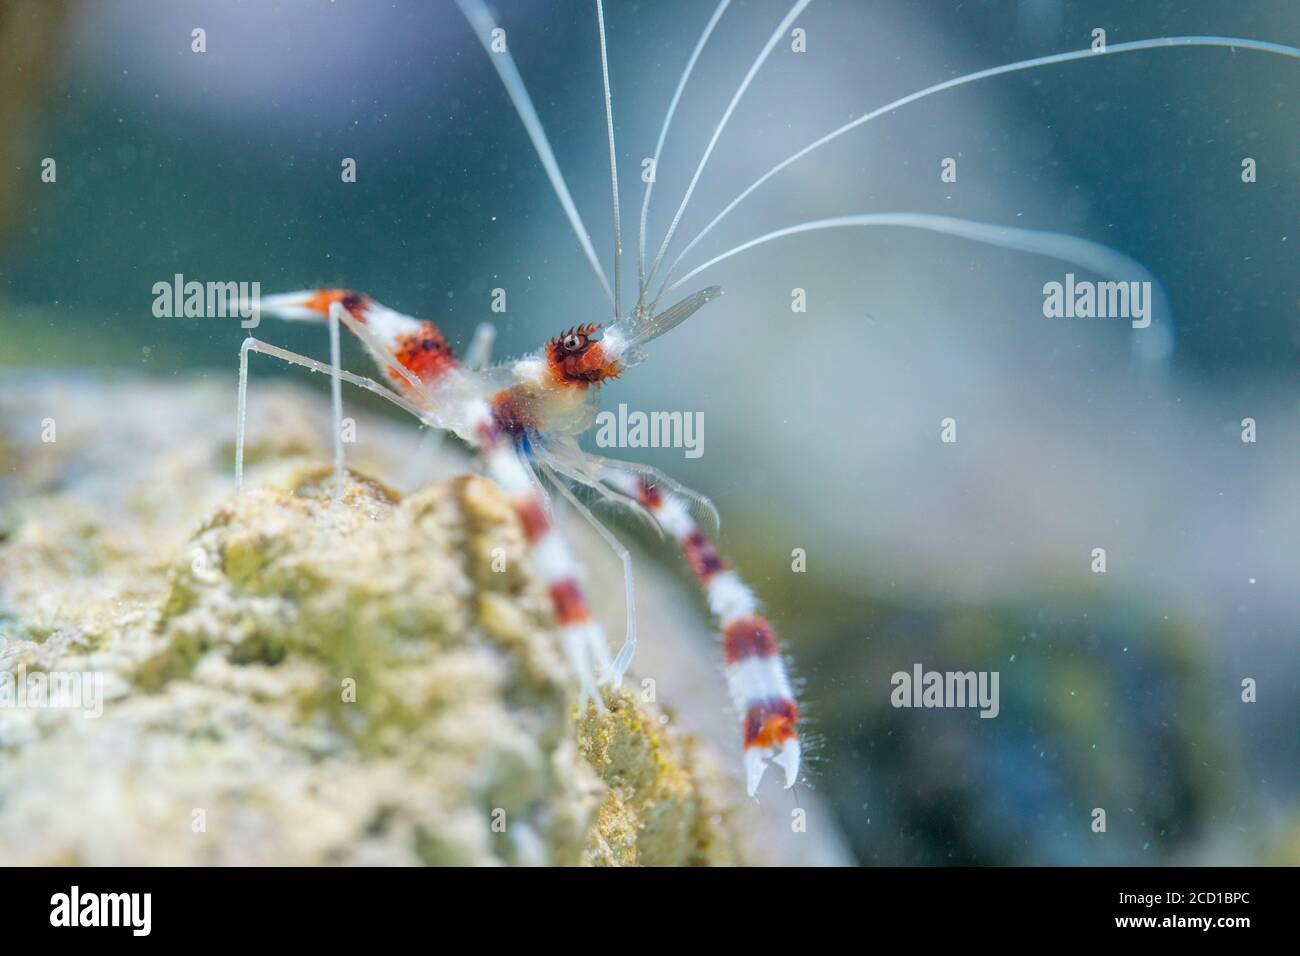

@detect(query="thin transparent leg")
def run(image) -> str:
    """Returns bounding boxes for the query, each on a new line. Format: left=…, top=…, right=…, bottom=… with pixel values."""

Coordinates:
left=235, top=337, right=427, bottom=492
left=542, top=463, right=634, bottom=687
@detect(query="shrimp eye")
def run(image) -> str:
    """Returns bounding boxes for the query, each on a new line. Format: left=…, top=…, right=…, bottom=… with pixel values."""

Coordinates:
left=562, top=333, right=586, bottom=351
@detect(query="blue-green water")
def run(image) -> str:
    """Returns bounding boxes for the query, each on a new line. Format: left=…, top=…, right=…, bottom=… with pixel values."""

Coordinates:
left=1, top=0, right=1297, bottom=866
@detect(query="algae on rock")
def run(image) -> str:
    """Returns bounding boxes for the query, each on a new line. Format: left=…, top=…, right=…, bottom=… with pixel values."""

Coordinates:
left=1, top=377, right=851, bottom=865
left=0, top=377, right=751, bottom=865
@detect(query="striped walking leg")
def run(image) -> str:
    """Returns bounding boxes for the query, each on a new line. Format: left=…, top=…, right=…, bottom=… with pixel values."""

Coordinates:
left=606, top=472, right=801, bottom=795
left=472, top=411, right=612, bottom=712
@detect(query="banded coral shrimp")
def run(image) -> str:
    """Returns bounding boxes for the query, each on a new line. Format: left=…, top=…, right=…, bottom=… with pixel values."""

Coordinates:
left=232, top=0, right=1299, bottom=799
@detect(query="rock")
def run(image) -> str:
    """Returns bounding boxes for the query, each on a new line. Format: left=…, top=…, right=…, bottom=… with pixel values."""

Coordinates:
left=0, top=375, right=848, bottom=865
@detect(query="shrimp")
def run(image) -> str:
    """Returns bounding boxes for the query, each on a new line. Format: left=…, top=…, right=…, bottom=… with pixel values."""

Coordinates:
left=233, top=0, right=1299, bottom=797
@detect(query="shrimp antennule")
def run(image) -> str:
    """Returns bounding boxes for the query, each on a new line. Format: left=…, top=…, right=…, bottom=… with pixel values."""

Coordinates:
left=454, top=0, right=615, bottom=311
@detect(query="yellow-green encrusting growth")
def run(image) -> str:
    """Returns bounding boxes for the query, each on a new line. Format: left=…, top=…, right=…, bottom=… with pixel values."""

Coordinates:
left=0, top=380, right=740, bottom=865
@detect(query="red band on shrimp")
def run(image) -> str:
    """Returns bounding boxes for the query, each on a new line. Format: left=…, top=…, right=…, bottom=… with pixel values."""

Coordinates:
left=682, top=530, right=725, bottom=583
left=514, top=497, right=550, bottom=544
left=742, top=698, right=800, bottom=749
left=491, top=390, right=538, bottom=442
left=636, top=479, right=663, bottom=510
left=391, top=322, right=457, bottom=386
left=306, top=289, right=370, bottom=321
left=723, top=616, right=779, bottom=664
left=548, top=579, right=590, bottom=626
left=546, top=325, right=621, bottom=387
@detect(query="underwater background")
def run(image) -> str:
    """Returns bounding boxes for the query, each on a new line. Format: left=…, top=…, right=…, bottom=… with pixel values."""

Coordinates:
left=0, top=0, right=1297, bottom=864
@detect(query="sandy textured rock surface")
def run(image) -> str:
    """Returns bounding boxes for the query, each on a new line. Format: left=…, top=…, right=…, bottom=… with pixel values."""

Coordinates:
left=0, top=375, right=849, bottom=866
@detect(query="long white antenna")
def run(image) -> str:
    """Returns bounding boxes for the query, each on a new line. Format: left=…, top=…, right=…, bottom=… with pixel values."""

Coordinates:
left=455, top=0, right=614, bottom=311
left=636, top=0, right=731, bottom=307
left=667, top=212, right=1169, bottom=327
left=596, top=0, right=622, bottom=320
left=643, top=0, right=813, bottom=293
left=659, top=35, right=1300, bottom=297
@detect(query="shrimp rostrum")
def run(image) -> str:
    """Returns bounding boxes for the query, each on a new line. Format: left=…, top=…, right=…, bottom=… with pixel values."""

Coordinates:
left=234, top=0, right=1299, bottom=796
